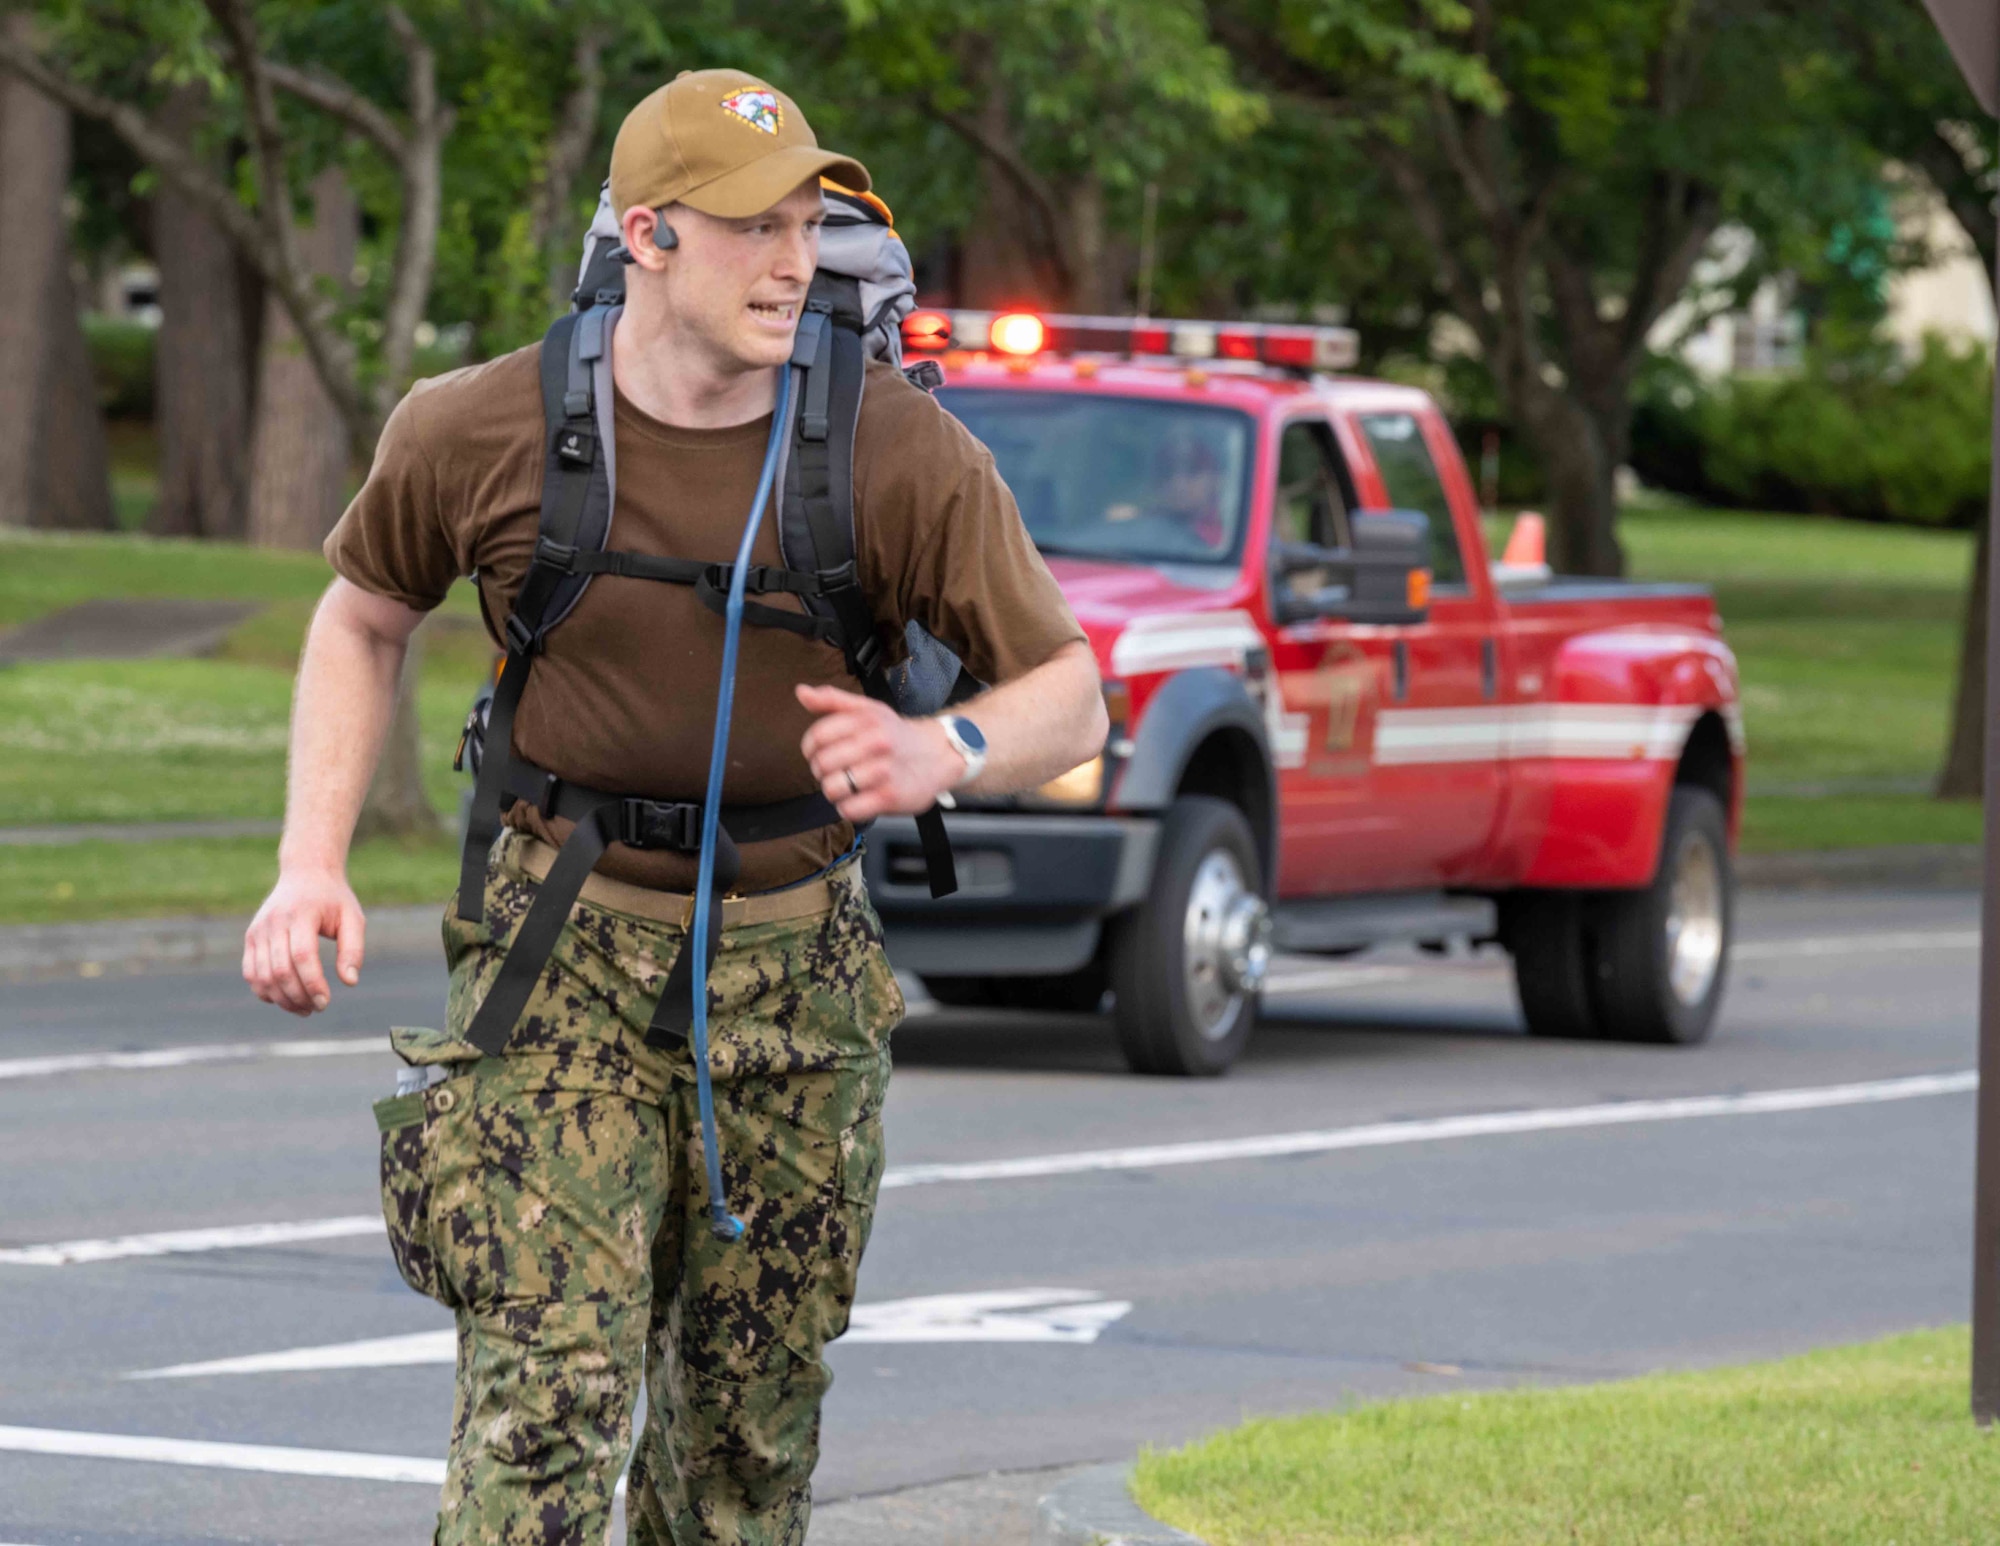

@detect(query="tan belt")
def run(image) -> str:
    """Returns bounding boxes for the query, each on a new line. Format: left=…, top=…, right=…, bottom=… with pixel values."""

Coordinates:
left=504, top=833, right=840, bottom=929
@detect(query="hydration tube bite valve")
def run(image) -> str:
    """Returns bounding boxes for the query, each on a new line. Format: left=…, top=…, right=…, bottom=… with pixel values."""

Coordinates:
left=689, top=366, right=794, bottom=1243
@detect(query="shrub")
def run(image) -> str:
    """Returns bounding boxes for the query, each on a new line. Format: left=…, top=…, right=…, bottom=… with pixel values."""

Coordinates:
left=82, top=314, right=155, bottom=420
left=1631, top=335, right=1992, bottom=527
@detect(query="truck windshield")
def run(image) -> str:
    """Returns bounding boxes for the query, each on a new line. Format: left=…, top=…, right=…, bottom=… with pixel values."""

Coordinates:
left=938, top=389, right=1255, bottom=566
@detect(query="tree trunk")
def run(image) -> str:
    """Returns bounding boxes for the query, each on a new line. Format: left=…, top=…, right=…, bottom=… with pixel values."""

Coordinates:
left=38, top=255, right=114, bottom=529
left=1938, top=510, right=1987, bottom=801
left=956, top=73, right=1064, bottom=309
left=1514, top=383, right=1626, bottom=576
left=0, top=14, right=111, bottom=531
left=149, top=84, right=253, bottom=539
left=248, top=166, right=356, bottom=549
left=353, top=628, right=443, bottom=843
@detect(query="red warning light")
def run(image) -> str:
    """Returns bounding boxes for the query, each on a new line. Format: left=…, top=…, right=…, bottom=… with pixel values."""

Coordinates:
left=902, top=309, right=952, bottom=352
left=1261, top=333, right=1316, bottom=368
left=1215, top=329, right=1259, bottom=362
left=990, top=312, right=1047, bottom=356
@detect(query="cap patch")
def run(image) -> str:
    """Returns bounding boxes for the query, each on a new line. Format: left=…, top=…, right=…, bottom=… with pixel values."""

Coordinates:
left=719, top=88, right=782, bottom=135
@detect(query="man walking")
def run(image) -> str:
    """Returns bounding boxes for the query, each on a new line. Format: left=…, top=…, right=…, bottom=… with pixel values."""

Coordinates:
left=243, top=68, right=1105, bottom=1545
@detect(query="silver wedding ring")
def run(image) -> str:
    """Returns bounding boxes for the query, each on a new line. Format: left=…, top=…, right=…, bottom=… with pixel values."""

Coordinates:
left=844, top=768, right=860, bottom=795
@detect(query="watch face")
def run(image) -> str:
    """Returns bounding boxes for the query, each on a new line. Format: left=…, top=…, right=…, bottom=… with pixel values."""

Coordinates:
left=952, top=717, right=988, bottom=755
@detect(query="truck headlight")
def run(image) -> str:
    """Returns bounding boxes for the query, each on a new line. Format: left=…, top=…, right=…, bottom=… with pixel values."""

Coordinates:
left=1034, top=755, right=1105, bottom=806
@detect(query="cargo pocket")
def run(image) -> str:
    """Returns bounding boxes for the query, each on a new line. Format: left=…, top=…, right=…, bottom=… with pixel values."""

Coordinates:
left=374, top=1071, right=473, bottom=1310
left=785, top=1101, right=887, bottom=1363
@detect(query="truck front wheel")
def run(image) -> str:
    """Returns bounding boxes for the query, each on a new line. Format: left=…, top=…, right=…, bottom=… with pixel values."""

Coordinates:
left=1109, top=796, right=1271, bottom=1076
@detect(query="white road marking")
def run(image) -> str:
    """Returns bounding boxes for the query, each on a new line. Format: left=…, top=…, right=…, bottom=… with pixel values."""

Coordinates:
left=0, top=1036, right=388, bottom=1083
left=0, top=1424, right=444, bottom=1485
left=0, top=1215, right=384, bottom=1267
left=2, top=936, right=1970, bottom=1089
left=845, top=1288, right=1132, bottom=1344
left=131, top=1330, right=454, bottom=1379
left=3, top=1070, right=1980, bottom=1267
left=129, top=1290, right=1135, bottom=1378
left=878, top=1070, right=1979, bottom=1189
left=1732, top=931, right=1979, bottom=961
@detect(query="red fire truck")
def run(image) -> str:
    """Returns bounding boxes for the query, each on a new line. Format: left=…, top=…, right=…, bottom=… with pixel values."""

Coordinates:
left=867, top=309, right=1744, bottom=1076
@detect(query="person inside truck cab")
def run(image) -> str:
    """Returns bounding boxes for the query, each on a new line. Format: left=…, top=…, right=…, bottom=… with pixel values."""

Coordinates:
left=1108, top=433, right=1230, bottom=553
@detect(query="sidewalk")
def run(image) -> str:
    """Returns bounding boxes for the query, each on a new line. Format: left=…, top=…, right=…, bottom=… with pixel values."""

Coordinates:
left=0, top=904, right=441, bottom=982
left=0, top=819, right=283, bottom=848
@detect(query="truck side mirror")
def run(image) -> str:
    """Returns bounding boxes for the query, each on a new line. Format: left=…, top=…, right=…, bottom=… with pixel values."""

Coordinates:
left=1271, top=509, right=1432, bottom=626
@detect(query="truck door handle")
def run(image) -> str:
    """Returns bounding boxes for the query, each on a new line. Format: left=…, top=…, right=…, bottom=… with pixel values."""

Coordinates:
left=1481, top=638, right=1498, bottom=700
left=1392, top=641, right=1409, bottom=702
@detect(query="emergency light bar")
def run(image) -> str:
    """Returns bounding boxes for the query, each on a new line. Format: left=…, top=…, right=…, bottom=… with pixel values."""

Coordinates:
left=902, top=309, right=1359, bottom=372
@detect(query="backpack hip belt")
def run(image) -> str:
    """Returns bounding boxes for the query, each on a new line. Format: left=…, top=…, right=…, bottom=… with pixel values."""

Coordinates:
left=460, top=748, right=840, bottom=1060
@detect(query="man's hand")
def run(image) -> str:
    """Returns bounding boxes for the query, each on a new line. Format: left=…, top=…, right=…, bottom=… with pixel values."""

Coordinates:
left=796, top=640, right=1106, bottom=819
left=244, top=867, right=367, bottom=1016
left=243, top=577, right=421, bottom=1016
left=797, top=683, right=964, bottom=822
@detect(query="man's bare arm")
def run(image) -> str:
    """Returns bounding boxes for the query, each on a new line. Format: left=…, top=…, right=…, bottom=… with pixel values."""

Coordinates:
left=244, top=578, right=427, bottom=1016
left=796, top=639, right=1108, bottom=822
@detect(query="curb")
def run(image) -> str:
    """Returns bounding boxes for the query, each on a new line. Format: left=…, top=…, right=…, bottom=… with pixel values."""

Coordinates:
left=1035, top=1463, right=1206, bottom=1546
left=0, top=905, right=442, bottom=983
left=1736, top=843, right=1981, bottom=891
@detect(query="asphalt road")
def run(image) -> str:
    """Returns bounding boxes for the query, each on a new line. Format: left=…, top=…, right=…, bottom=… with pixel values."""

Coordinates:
left=0, top=883, right=1980, bottom=1545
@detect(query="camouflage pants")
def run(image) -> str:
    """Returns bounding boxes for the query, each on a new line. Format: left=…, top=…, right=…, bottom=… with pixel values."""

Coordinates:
left=373, top=837, right=902, bottom=1545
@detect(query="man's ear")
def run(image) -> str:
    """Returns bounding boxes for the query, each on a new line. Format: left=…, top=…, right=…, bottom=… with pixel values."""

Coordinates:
left=618, top=205, right=678, bottom=270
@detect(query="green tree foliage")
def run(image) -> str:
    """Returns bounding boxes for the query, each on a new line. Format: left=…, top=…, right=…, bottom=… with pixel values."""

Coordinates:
left=1210, top=0, right=1893, bottom=576
left=810, top=0, right=1263, bottom=310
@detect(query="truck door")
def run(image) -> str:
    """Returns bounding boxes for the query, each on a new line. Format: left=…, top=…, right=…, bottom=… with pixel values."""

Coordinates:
left=1348, top=407, right=1507, bottom=886
left=1264, top=415, right=1401, bottom=895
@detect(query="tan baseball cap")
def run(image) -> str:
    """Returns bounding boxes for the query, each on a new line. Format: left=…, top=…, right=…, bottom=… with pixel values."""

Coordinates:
left=609, top=69, right=871, bottom=221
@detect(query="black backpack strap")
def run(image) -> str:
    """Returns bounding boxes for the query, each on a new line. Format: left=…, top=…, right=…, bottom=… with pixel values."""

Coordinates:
left=456, top=309, right=617, bottom=923
left=780, top=294, right=957, bottom=900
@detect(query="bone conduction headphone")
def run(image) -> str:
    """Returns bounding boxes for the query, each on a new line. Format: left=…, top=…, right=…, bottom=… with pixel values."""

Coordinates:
left=610, top=207, right=678, bottom=265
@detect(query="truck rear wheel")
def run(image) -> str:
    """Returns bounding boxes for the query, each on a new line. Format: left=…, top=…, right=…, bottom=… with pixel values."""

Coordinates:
left=1590, top=786, right=1731, bottom=1045
left=1505, top=891, right=1601, bottom=1040
left=1109, top=796, right=1271, bottom=1076
left=1505, top=786, right=1731, bottom=1046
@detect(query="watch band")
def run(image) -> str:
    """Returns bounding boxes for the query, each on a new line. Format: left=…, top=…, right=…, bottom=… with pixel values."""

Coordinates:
left=939, top=715, right=988, bottom=788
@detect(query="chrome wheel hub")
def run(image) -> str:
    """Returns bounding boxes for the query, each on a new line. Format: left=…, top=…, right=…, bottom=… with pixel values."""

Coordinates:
left=1665, top=829, right=1725, bottom=1007
left=1183, top=850, right=1271, bottom=1039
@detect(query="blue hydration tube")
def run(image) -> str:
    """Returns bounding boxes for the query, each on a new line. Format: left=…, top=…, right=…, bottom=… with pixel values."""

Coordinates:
left=690, top=365, right=794, bottom=1242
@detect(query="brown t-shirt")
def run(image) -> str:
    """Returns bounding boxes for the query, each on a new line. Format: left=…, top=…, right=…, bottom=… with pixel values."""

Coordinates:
left=326, top=345, right=1083, bottom=891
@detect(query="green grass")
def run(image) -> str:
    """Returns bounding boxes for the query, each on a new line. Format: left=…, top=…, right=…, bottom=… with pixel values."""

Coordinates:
left=0, top=530, right=492, bottom=830
left=0, top=526, right=337, bottom=629
left=0, top=659, right=477, bottom=824
left=1133, top=1325, right=1995, bottom=1546
left=0, top=506, right=1983, bottom=920
left=0, top=834, right=461, bottom=925
left=1613, top=502, right=1978, bottom=851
